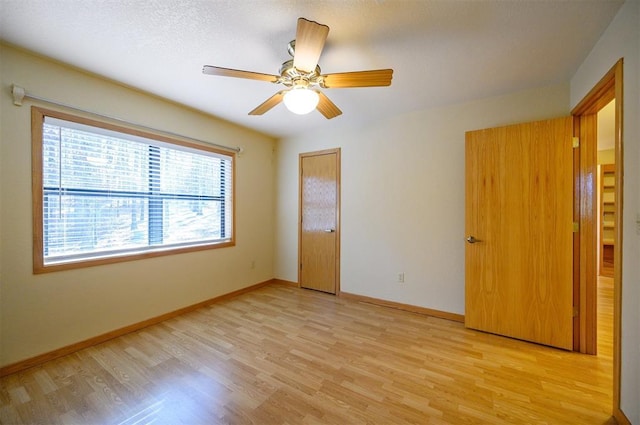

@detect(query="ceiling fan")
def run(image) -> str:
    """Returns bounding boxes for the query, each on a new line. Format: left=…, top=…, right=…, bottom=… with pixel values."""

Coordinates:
left=202, top=17, right=393, bottom=119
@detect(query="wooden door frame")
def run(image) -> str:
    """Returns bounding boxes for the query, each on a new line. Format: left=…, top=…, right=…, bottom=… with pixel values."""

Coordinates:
left=298, top=148, right=341, bottom=294
left=571, top=59, right=624, bottom=420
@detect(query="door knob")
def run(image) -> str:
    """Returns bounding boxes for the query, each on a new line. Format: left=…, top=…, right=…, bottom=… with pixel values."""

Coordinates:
left=324, top=229, right=335, bottom=233
left=466, top=235, right=480, bottom=244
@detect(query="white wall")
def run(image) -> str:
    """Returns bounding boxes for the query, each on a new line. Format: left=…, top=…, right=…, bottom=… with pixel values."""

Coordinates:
left=275, top=83, right=569, bottom=315
left=0, top=45, right=277, bottom=367
left=570, top=0, right=640, bottom=422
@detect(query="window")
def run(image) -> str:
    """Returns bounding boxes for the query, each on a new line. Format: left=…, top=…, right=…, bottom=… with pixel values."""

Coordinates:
left=32, top=107, right=234, bottom=273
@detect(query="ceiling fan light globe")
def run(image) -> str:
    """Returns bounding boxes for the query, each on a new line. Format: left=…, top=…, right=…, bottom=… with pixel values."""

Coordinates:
left=283, top=88, right=319, bottom=115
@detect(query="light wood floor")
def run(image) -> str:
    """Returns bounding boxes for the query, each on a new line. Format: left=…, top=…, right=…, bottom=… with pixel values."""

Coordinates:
left=597, top=275, right=614, bottom=359
left=1, top=282, right=614, bottom=425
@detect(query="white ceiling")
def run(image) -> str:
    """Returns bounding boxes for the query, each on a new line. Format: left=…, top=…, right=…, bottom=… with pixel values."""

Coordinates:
left=0, top=0, right=624, bottom=139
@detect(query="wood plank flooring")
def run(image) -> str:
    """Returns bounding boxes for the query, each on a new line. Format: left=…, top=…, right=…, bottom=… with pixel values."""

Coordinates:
left=597, top=275, right=613, bottom=359
left=0, top=282, right=614, bottom=424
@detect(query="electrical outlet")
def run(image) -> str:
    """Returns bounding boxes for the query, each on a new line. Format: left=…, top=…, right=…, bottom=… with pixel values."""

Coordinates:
left=397, top=272, right=405, bottom=283
left=250, top=260, right=256, bottom=269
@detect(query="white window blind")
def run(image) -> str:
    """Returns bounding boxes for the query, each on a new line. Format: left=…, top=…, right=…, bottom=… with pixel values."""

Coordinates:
left=40, top=115, right=233, bottom=266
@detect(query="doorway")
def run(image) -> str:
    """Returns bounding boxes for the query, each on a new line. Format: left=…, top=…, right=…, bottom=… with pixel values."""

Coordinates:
left=596, top=100, right=616, bottom=360
left=298, top=148, right=341, bottom=294
left=571, top=58, right=623, bottom=419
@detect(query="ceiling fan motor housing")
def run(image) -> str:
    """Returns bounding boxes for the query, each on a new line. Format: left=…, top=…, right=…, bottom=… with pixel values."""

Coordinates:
left=278, top=59, right=322, bottom=88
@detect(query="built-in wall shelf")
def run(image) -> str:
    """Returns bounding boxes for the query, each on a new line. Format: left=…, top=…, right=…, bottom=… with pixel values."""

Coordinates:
left=599, top=164, right=615, bottom=277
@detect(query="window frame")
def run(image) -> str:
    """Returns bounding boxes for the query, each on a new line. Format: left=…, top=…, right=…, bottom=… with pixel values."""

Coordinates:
left=32, top=106, right=236, bottom=274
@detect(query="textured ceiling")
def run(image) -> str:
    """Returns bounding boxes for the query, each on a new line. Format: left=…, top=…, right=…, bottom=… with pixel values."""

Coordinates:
left=0, top=0, right=624, bottom=138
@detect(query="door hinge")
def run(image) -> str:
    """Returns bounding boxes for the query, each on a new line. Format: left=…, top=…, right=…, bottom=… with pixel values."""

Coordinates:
left=300, top=263, right=302, bottom=270
left=572, top=137, right=579, bottom=148
left=573, top=306, right=579, bottom=317
left=573, top=222, right=579, bottom=233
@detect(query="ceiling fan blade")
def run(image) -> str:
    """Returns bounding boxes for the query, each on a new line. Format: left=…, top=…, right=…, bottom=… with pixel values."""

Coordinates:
left=248, top=91, right=286, bottom=115
left=203, top=65, right=279, bottom=83
left=316, top=91, right=342, bottom=119
left=321, top=69, right=394, bottom=88
left=293, top=18, right=330, bottom=73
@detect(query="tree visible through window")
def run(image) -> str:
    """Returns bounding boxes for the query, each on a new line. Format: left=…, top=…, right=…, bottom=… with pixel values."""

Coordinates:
left=32, top=108, right=234, bottom=272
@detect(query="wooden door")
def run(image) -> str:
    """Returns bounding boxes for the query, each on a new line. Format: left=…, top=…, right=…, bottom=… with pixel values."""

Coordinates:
left=299, top=149, right=340, bottom=294
left=465, top=117, right=574, bottom=350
